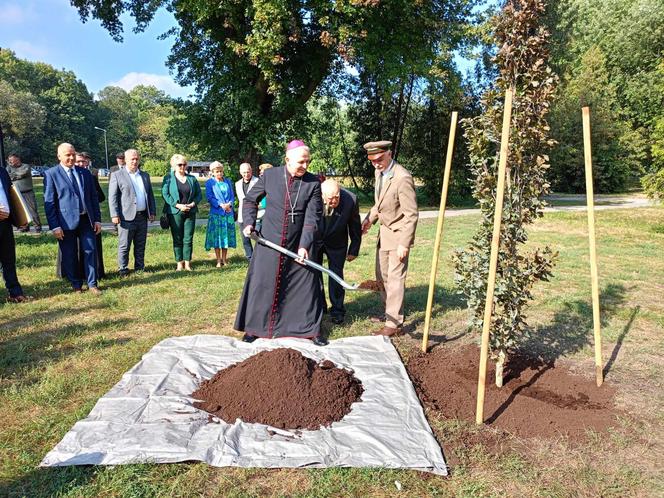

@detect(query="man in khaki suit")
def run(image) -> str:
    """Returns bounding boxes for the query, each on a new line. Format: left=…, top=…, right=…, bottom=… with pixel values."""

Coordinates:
left=361, top=140, right=418, bottom=336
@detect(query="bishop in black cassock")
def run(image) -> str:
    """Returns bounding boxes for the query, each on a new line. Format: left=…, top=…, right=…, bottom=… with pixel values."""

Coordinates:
left=234, top=141, right=325, bottom=342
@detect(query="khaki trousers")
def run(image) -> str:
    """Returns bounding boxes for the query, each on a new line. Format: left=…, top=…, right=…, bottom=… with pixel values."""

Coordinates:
left=375, top=243, right=409, bottom=328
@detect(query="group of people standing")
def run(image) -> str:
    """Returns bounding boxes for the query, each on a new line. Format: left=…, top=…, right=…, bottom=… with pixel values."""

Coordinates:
left=234, top=139, right=418, bottom=346
left=2, top=138, right=419, bottom=347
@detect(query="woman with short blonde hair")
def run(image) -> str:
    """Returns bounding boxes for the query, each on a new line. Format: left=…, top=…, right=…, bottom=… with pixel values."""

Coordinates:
left=162, top=154, right=202, bottom=271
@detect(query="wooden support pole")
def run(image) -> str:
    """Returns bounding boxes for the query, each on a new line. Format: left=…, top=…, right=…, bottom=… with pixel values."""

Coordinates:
left=422, top=112, right=459, bottom=352
left=476, top=86, right=515, bottom=425
left=582, top=106, right=604, bottom=387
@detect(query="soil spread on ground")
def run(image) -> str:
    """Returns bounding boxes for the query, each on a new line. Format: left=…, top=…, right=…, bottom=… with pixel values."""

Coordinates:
left=358, top=279, right=384, bottom=291
left=192, top=348, right=364, bottom=430
left=407, top=344, right=619, bottom=439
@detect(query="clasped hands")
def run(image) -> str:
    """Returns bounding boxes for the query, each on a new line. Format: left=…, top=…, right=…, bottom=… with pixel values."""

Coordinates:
left=176, top=202, right=195, bottom=212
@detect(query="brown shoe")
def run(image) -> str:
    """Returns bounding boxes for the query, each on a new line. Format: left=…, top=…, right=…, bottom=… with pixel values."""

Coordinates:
left=371, top=326, right=402, bottom=337
left=89, top=287, right=103, bottom=296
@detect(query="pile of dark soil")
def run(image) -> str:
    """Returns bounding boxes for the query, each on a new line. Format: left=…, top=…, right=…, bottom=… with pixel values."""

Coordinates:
left=407, top=344, right=619, bottom=439
left=358, top=280, right=384, bottom=291
left=192, top=348, right=364, bottom=430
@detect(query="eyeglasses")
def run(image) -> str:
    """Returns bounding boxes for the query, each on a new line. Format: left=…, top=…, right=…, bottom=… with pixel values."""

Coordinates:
left=176, top=163, right=187, bottom=167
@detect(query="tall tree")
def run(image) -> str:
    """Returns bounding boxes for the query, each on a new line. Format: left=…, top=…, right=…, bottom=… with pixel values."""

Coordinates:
left=0, top=49, right=100, bottom=163
left=0, top=80, right=46, bottom=162
left=70, top=0, right=476, bottom=163
left=453, top=0, right=557, bottom=387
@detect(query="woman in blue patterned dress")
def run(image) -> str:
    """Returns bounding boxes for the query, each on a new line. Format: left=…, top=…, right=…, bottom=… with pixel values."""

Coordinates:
left=205, top=162, right=236, bottom=267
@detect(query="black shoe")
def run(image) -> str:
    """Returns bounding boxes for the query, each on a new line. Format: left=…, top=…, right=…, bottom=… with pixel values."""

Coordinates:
left=242, top=334, right=257, bottom=343
left=331, top=315, right=344, bottom=325
left=119, top=270, right=130, bottom=278
left=312, top=336, right=329, bottom=347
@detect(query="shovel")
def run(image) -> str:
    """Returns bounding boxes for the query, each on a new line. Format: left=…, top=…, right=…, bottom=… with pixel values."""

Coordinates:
left=249, top=232, right=362, bottom=291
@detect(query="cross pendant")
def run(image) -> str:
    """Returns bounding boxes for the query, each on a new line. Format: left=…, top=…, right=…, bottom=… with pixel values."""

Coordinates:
left=289, top=211, right=295, bottom=223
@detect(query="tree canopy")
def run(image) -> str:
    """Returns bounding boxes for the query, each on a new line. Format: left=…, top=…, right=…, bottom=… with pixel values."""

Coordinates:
left=70, top=0, right=477, bottom=162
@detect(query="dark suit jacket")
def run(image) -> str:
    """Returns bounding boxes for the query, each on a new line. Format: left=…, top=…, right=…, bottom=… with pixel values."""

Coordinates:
left=0, top=168, right=21, bottom=227
left=317, top=188, right=362, bottom=257
left=161, top=172, right=202, bottom=215
left=43, top=165, right=102, bottom=231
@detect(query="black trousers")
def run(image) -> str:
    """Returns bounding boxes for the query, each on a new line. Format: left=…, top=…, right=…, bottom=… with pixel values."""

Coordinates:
left=0, top=220, right=23, bottom=298
left=315, top=245, right=347, bottom=318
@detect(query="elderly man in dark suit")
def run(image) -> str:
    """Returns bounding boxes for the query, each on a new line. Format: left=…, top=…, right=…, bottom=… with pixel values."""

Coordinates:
left=314, top=179, right=362, bottom=324
left=44, top=143, right=103, bottom=294
left=108, top=149, right=156, bottom=276
left=0, top=167, right=31, bottom=302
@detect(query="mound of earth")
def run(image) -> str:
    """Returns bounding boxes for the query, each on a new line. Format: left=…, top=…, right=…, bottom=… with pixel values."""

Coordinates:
left=358, top=280, right=384, bottom=291
left=407, top=344, right=619, bottom=439
left=192, top=348, right=364, bottom=430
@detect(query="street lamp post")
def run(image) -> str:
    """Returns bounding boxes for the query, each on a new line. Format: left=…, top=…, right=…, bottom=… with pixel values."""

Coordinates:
left=94, top=126, right=109, bottom=171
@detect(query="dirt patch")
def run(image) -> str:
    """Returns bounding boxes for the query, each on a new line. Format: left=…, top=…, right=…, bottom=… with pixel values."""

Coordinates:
left=192, top=348, right=364, bottom=430
left=358, top=280, right=384, bottom=291
left=407, top=344, right=619, bottom=439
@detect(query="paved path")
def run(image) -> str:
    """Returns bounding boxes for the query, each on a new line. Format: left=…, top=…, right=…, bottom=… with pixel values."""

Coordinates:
left=16, top=195, right=658, bottom=234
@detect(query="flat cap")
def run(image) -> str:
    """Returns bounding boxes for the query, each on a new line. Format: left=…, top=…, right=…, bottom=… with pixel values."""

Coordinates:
left=363, top=140, right=392, bottom=156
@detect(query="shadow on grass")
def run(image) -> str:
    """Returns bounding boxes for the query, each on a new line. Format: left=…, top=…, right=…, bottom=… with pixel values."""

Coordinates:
left=484, top=283, right=636, bottom=423
left=0, top=465, right=98, bottom=498
left=0, top=304, right=133, bottom=381
left=336, top=284, right=466, bottom=346
left=519, top=283, right=630, bottom=364
left=603, top=305, right=640, bottom=379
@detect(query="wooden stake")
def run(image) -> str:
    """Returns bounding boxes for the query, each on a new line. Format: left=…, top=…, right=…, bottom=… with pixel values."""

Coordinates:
left=422, top=112, right=458, bottom=352
left=582, top=106, right=604, bottom=387
left=476, top=86, right=515, bottom=425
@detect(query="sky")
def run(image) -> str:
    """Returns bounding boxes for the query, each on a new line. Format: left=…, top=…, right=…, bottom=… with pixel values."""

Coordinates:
left=0, top=0, right=194, bottom=99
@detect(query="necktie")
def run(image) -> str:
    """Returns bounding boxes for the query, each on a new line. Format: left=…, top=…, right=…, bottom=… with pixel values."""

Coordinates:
left=67, top=168, right=85, bottom=213
left=377, top=174, right=383, bottom=199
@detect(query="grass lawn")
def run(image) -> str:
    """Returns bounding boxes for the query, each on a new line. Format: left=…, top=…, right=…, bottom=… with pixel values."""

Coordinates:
left=1, top=205, right=663, bottom=496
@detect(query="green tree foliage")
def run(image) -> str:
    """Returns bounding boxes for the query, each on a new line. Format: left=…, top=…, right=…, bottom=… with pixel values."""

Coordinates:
left=545, top=0, right=664, bottom=191
left=453, top=0, right=557, bottom=387
left=548, top=47, right=645, bottom=193
left=0, top=49, right=99, bottom=163
left=130, top=86, right=177, bottom=161
left=140, top=158, right=171, bottom=178
left=70, top=0, right=476, bottom=164
left=97, top=86, right=139, bottom=157
left=0, top=80, right=46, bottom=161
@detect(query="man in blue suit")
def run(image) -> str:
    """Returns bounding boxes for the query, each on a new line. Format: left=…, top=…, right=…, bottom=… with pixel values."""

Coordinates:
left=44, top=143, right=103, bottom=294
left=0, top=167, right=31, bottom=303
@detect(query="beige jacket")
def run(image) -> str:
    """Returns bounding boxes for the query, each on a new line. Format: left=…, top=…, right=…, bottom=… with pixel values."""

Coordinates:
left=366, top=162, right=418, bottom=250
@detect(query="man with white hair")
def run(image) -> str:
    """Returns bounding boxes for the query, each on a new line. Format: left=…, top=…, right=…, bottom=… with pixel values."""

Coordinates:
left=44, top=143, right=103, bottom=294
left=235, top=140, right=326, bottom=345
left=314, top=179, right=362, bottom=324
left=235, top=162, right=258, bottom=260
left=108, top=149, right=156, bottom=276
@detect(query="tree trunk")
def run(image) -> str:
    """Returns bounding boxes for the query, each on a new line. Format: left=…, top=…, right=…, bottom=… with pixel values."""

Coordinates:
left=495, top=349, right=507, bottom=387
left=394, top=73, right=415, bottom=160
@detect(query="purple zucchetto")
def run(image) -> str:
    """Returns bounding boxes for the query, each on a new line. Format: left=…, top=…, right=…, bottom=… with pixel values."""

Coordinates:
left=286, top=139, right=307, bottom=151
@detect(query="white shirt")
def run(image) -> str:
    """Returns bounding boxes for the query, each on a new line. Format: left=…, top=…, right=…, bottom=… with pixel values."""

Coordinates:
left=0, top=180, right=10, bottom=214
left=128, top=169, right=147, bottom=212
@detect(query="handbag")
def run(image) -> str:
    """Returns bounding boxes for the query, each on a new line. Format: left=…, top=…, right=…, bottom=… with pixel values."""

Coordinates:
left=160, top=205, right=170, bottom=229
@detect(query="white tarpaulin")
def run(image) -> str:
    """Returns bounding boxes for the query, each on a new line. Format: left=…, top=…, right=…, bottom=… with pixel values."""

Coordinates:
left=41, top=335, right=447, bottom=475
